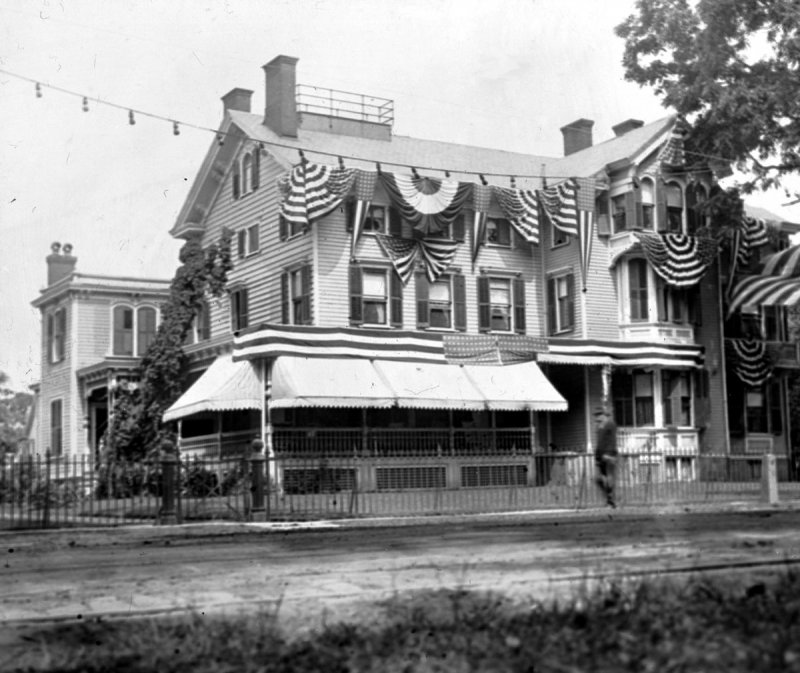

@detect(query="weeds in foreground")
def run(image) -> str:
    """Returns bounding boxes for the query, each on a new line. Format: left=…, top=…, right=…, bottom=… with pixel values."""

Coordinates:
left=9, top=571, right=800, bottom=672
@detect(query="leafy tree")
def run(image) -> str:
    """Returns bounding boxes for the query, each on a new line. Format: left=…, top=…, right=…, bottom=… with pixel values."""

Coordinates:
left=616, top=0, right=800, bottom=196
left=0, top=372, right=33, bottom=456
left=105, top=232, right=232, bottom=460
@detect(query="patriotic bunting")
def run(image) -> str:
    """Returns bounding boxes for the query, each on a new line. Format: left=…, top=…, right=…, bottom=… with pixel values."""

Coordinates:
left=540, top=178, right=578, bottom=237
left=351, top=169, right=378, bottom=258
left=279, top=161, right=356, bottom=227
left=727, top=339, right=773, bottom=387
left=443, top=334, right=548, bottom=365
left=727, top=242, right=800, bottom=316
left=577, top=210, right=594, bottom=292
left=379, top=172, right=473, bottom=236
left=759, top=244, right=800, bottom=277
left=375, top=234, right=459, bottom=285
left=658, top=122, right=686, bottom=170
left=636, top=232, right=719, bottom=287
left=471, top=183, right=492, bottom=268
left=493, top=186, right=541, bottom=244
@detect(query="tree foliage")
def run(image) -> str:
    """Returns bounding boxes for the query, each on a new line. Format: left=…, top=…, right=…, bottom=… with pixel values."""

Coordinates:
left=617, top=0, right=800, bottom=194
left=0, top=372, right=33, bottom=455
left=105, top=232, right=232, bottom=460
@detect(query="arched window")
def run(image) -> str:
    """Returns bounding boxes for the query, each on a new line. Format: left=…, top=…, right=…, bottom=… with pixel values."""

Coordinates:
left=113, top=305, right=134, bottom=356
left=665, top=182, right=683, bottom=233
left=640, top=178, right=655, bottom=230
left=136, top=306, right=157, bottom=356
left=242, top=154, right=253, bottom=194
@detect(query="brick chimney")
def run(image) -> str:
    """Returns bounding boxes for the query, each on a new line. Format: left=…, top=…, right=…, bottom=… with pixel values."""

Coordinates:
left=612, top=118, right=644, bottom=137
left=263, top=55, right=298, bottom=137
left=46, top=242, right=77, bottom=286
left=560, top=118, right=594, bottom=156
left=221, top=87, right=253, bottom=113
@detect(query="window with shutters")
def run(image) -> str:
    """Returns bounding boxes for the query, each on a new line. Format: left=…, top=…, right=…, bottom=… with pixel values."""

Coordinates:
left=547, top=274, right=575, bottom=334
left=233, top=149, right=260, bottom=199
left=363, top=205, right=388, bottom=233
left=349, top=265, right=402, bottom=328
left=426, top=214, right=466, bottom=242
left=656, top=278, right=689, bottom=324
left=279, top=213, right=307, bottom=240
left=230, top=288, right=249, bottom=331
left=662, top=370, right=692, bottom=426
left=640, top=178, right=655, bottom=230
left=612, top=194, right=627, bottom=232
left=665, top=182, right=684, bottom=233
left=477, top=276, right=526, bottom=334
left=612, top=369, right=655, bottom=427
left=416, top=273, right=465, bottom=331
left=237, top=223, right=261, bottom=259
left=112, top=304, right=160, bottom=356
left=628, top=258, right=649, bottom=322
left=281, top=265, right=312, bottom=325
left=686, top=183, right=708, bottom=234
left=50, top=399, right=63, bottom=457
left=48, top=307, right=67, bottom=363
left=486, top=217, right=512, bottom=247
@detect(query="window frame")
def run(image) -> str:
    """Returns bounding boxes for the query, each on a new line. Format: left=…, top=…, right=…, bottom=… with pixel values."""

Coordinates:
left=627, top=258, right=650, bottom=323
left=664, top=181, right=684, bottom=234
left=547, top=273, right=575, bottom=335
left=349, top=264, right=403, bottom=328
left=48, top=306, right=67, bottom=364
left=189, top=300, right=211, bottom=344
left=478, top=275, right=526, bottom=334
left=229, top=287, right=249, bottom=332
left=640, top=178, right=655, bottom=231
left=281, top=264, right=313, bottom=326
left=486, top=217, right=512, bottom=248
left=237, top=223, right=261, bottom=259
left=50, top=399, right=63, bottom=457
left=612, top=369, right=656, bottom=428
left=661, top=370, right=692, bottom=427
left=136, top=306, right=158, bottom=357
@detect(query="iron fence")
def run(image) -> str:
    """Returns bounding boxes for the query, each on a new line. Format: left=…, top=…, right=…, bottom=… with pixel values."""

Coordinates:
left=1, top=450, right=798, bottom=530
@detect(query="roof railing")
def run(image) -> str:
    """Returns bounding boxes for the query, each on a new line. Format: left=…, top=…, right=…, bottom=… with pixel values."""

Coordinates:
left=296, top=84, right=394, bottom=127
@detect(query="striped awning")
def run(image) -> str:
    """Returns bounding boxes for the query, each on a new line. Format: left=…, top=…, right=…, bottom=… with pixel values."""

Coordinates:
left=540, top=338, right=704, bottom=368
left=727, top=243, right=800, bottom=316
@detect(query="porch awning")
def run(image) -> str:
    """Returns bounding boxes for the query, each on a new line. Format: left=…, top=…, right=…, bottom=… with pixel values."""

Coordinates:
left=162, top=354, right=261, bottom=422
left=540, top=338, right=704, bottom=368
left=270, top=357, right=396, bottom=409
left=727, top=274, right=800, bottom=317
left=271, top=357, right=567, bottom=411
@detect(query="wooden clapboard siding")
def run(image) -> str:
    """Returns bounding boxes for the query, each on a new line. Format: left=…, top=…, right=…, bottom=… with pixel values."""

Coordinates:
left=315, top=202, right=353, bottom=326
left=541, top=219, right=582, bottom=337
left=582, top=220, right=619, bottom=339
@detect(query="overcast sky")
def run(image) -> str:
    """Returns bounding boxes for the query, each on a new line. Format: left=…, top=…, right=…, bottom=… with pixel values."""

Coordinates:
left=1, top=0, right=798, bottom=391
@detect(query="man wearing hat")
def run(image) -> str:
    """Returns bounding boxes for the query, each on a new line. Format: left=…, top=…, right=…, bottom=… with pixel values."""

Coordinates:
left=593, top=406, right=618, bottom=508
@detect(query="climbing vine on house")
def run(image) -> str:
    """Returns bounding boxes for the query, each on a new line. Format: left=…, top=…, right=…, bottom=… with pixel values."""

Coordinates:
left=105, top=231, right=233, bottom=461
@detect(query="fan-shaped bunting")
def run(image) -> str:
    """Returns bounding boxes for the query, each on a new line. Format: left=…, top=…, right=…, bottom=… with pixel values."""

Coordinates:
left=727, top=339, right=773, bottom=387
left=635, top=233, right=719, bottom=287
left=278, top=161, right=356, bottom=227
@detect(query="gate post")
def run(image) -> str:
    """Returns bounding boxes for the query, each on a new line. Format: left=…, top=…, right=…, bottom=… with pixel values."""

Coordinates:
left=160, top=440, right=179, bottom=525
left=761, top=453, right=778, bottom=505
left=250, top=438, right=266, bottom=520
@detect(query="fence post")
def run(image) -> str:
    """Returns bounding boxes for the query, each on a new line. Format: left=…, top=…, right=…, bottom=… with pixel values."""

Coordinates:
left=761, top=453, right=778, bottom=505
left=159, top=440, right=179, bottom=525
left=250, top=439, right=266, bottom=520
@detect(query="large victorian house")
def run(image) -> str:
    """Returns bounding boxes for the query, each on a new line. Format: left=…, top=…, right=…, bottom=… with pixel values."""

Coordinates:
left=163, top=55, right=800, bottom=489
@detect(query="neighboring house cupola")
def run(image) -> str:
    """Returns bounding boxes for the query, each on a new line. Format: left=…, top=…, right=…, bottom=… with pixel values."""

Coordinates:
left=46, top=242, right=77, bottom=286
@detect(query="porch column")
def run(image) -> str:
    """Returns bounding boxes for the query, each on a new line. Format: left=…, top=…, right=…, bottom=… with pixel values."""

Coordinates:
left=529, top=409, right=536, bottom=454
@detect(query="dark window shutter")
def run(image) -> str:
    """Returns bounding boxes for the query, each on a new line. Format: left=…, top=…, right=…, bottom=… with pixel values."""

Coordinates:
left=349, top=266, right=363, bottom=326
left=656, top=179, right=668, bottom=232
left=300, top=264, right=312, bottom=324
left=657, top=284, right=667, bottom=322
left=453, top=273, right=467, bottom=331
left=513, top=278, right=526, bottom=334
left=416, top=271, right=430, bottom=329
left=566, top=274, right=575, bottom=329
left=770, top=382, right=783, bottom=435
left=281, top=273, right=289, bottom=324
left=547, top=278, right=556, bottom=335
left=240, top=290, right=249, bottom=329
left=688, top=286, right=702, bottom=325
left=345, top=199, right=354, bottom=233
left=624, top=191, right=637, bottom=230
left=252, top=150, right=260, bottom=190
left=685, top=185, right=698, bottom=234
left=390, top=271, right=403, bottom=328
left=47, top=314, right=54, bottom=361
left=453, top=214, right=466, bottom=242
left=596, top=194, right=611, bottom=237
left=232, top=164, right=241, bottom=200
left=237, top=230, right=246, bottom=259
left=477, top=276, right=491, bottom=333
left=279, top=215, right=288, bottom=241
left=389, top=207, right=403, bottom=238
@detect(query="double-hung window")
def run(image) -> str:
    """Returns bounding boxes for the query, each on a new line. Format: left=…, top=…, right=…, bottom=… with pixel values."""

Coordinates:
left=48, top=307, right=67, bottom=363
left=416, top=273, right=466, bottom=330
left=662, top=371, right=692, bottom=426
left=237, top=224, right=260, bottom=259
left=230, top=288, right=249, bottom=331
left=189, top=301, right=211, bottom=343
left=281, top=265, right=312, bottom=325
left=486, top=218, right=511, bottom=247
left=628, top=259, right=649, bottom=322
left=612, top=369, right=655, bottom=427
left=665, top=182, right=683, bottom=233
left=477, top=276, right=526, bottom=334
left=113, top=305, right=158, bottom=356
left=547, top=273, right=575, bottom=334
left=232, top=148, right=260, bottom=200
left=640, top=178, right=655, bottom=230
left=349, top=266, right=403, bottom=328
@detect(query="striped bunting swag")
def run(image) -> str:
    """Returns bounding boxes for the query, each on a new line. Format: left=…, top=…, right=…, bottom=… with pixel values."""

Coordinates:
left=375, top=235, right=419, bottom=285
left=279, top=161, right=356, bottom=227
left=636, top=233, right=719, bottom=287
left=472, top=183, right=492, bottom=267
left=658, top=123, right=686, bottom=170
left=760, top=243, right=800, bottom=277
left=578, top=210, right=594, bottom=292
left=727, top=339, right=773, bottom=387
left=351, top=170, right=378, bottom=258
left=493, top=186, right=541, bottom=244
left=379, top=172, right=473, bottom=236
left=540, top=178, right=578, bottom=237
left=375, top=234, right=458, bottom=284
left=727, top=243, right=800, bottom=316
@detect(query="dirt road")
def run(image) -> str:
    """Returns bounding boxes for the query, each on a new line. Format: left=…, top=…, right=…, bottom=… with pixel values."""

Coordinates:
left=3, top=507, right=800, bottom=638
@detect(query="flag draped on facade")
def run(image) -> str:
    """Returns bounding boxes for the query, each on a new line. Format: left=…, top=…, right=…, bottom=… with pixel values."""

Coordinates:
left=471, top=183, right=492, bottom=267
left=442, top=334, right=548, bottom=365
left=540, top=178, right=578, bottom=237
left=493, top=186, right=542, bottom=244
left=635, top=233, right=719, bottom=287
left=727, top=243, right=800, bottom=316
left=379, top=172, right=472, bottom=236
left=351, top=169, right=378, bottom=258
left=727, top=339, right=773, bottom=387
left=278, top=161, right=356, bottom=227
left=578, top=210, right=595, bottom=292
left=375, top=234, right=459, bottom=284
left=657, top=122, right=686, bottom=170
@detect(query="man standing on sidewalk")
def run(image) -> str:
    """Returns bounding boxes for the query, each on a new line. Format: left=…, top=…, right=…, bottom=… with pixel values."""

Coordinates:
left=594, top=407, right=618, bottom=508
